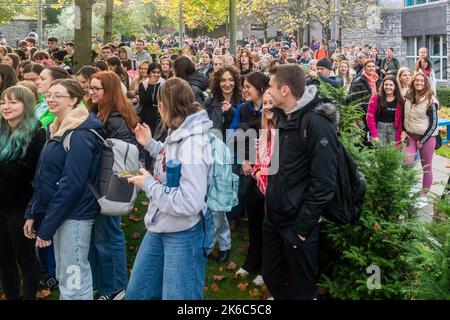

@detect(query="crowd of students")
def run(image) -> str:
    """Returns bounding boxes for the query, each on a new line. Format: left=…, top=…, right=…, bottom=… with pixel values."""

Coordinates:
left=0, top=33, right=442, bottom=300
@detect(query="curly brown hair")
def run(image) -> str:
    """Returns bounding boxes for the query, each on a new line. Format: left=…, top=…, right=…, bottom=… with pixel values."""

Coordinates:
left=209, top=64, right=242, bottom=102
left=237, top=48, right=254, bottom=73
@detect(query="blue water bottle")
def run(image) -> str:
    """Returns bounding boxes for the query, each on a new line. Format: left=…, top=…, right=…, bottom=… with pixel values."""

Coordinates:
left=166, top=159, right=182, bottom=190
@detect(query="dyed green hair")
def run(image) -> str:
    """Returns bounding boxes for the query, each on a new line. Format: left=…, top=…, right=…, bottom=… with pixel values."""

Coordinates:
left=0, top=86, right=38, bottom=161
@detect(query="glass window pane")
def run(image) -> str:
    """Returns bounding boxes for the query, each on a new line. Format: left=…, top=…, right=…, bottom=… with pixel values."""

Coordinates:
left=432, top=58, right=441, bottom=80
left=443, top=37, right=447, bottom=56
left=429, top=36, right=441, bottom=57
left=443, top=58, right=447, bottom=80
left=415, top=0, right=426, bottom=4
left=406, top=38, right=415, bottom=56
left=405, top=0, right=415, bottom=6
left=417, top=37, right=424, bottom=50
left=407, top=58, right=416, bottom=71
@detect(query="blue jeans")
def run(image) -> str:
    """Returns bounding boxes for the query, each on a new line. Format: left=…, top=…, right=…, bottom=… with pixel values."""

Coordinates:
left=125, top=212, right=214, bottom=300
left=53, top=219, right=94, bottom=300
left=209, top=211, right=231, bottom=252
left=90, top=214, right=128, bottom=296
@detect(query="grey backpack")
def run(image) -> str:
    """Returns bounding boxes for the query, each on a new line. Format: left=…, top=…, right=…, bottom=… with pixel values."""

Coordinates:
left=63, top=129, right=140, bottom=216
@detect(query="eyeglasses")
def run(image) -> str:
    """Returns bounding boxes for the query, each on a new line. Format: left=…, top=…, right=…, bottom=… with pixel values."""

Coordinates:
left=45, top=93, right=71, bottom=100
left=88, top=86, right=104, bottom=93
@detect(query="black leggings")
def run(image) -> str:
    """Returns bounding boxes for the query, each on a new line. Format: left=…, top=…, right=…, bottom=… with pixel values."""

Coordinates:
left=0, top=208, right=40, bottom=300
left=241, top=181, right=265, bottom=273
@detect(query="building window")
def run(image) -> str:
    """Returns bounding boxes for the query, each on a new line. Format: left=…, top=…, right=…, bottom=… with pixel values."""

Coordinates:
left=405, top=37, right=424, bottom=71
left=405, top=35, right=447, bottom=81
left=429, top=35, right=447, bottom=80
left=405, top=0, right=442, bottom=6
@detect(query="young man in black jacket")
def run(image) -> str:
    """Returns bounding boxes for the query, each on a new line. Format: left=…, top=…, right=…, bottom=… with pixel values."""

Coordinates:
left=263, top=64, right=340, bottom=300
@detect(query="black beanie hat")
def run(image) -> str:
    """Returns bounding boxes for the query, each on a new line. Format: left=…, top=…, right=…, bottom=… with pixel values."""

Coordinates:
left=317, top=58, right=333, bottom=70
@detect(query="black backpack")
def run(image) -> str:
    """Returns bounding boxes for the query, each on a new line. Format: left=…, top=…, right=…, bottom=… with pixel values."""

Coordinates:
left=300, top=110, right=366, bottom=225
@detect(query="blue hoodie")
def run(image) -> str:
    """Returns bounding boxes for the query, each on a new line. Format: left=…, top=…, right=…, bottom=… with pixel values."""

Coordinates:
left=25, top=107, right=103, bottom=241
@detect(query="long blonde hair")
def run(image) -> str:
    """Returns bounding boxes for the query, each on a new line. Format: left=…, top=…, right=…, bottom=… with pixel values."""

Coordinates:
left=258, top=91, right=277, bottom=161
left=397, top=67, right=411, bottom=90
left=405, top=72, right=435, bottom=108
left=337, top=60, right=353, bottom=86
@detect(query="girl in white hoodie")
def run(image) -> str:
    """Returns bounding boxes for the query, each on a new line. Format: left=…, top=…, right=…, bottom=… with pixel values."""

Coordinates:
left=126, top=77, right=214, bottom=300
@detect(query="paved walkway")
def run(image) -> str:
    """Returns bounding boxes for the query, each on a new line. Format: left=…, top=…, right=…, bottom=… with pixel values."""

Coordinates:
left=416, top=154, right=449, bottom=222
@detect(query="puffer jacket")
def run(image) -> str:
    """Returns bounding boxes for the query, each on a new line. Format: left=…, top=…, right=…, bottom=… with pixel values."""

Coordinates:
left=266, top=85, right=340, bottom=238
left=25, top=106, right=103, bottom=241
left=186, top=71, right=209, bottom=104
left=103, top=111, right=135, bottom=144
left=403, top=94, right=439, bottom=145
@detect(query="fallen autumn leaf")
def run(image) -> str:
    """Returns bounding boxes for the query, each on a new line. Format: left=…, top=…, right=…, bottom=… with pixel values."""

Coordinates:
left=211, top=283, right=219, bottom=292
left=129, top=214, right=142, bottom=222
left=236, top=282, right=249, bottom=292
left=212, top=275, right=227, bottom=282
left=226, top=262, right=237, bottom=270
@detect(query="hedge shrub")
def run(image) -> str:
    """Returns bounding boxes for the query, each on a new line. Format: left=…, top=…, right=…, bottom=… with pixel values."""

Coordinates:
left=437, top=87, right=450, bottom=108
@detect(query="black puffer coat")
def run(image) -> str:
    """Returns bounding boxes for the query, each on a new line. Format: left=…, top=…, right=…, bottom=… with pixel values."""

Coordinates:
left=103, top=112, right=135, bottom=144
left=186, top=71, right=209, bottom=104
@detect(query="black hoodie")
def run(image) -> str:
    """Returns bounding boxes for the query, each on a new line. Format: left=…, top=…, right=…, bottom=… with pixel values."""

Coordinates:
left=186, top=71, right=209, bottom=104
left=266, top=85, right=340, bottom=238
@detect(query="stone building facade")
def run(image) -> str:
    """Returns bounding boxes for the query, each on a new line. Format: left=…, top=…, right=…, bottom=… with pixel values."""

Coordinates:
left=340, top=0, right=450, bottom=87
left=341, top=9, right=403, bottom=65
left=0, top=15, right=42, bottom=46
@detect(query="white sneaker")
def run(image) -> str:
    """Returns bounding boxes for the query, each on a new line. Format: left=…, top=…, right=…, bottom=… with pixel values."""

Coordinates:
left=252, top=274, right=264, bottom=286
left=415, top=196, right=429, bottom=209
left=266, top=296, right=274, bottom=300
left=235, top=267, right=249, bottom=278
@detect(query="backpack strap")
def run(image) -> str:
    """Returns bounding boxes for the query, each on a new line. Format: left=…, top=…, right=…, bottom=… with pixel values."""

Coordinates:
left=62, top=129, right=110, bottom=152
left=89, top=129, right=112, bottom=147
left=62, top=131, right=74, bottom=152
left=86, top=180, right=101, bottom=200
left=62, top=129, right=104, bottom=200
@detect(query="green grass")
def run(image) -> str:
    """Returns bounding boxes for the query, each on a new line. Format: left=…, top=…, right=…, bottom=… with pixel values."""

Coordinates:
left=436, top=144, right=450, bottom=159
left=28, top=192, right=263, bottom=300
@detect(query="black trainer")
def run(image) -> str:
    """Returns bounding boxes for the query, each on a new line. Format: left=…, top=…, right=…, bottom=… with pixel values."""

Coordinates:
left=216, top=250, right=230, bottom=263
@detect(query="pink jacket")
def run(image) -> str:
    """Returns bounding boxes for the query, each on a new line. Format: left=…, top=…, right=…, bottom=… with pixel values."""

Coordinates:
left=366, top=94, right=402, bottom=143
